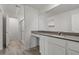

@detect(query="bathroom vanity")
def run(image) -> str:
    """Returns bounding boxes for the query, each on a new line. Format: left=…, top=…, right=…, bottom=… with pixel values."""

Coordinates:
left=31, top=31, right=79, bottom=55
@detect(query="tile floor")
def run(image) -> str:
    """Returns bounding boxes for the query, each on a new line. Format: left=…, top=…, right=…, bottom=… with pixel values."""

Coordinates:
left=0, top=39, right=40, bottom=55
left=0, top=46, right=40, bottom=55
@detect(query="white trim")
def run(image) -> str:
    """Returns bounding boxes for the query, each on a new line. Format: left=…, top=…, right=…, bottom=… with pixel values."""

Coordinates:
left=19, top=17, right=24, bottom=22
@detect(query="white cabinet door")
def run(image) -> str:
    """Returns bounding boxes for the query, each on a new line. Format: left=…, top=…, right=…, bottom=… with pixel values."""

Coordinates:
left=48, top=37, right=66, bottom=48
left=39, top=36, right=51, bottom=55
left=45, top=37, right=66, bottom=55
left=47, top=39, right=65, bottom=55
left=39, top=36, right=45, bottom=55
left=39, top=36, right=66, bottom=55
left=67, top=50, right=79, bottom=55
left=67, top=41, right=79, bottom=52
left=47, top=44, right=65, bottom=55
left=67, top=40, right=79, bottom=55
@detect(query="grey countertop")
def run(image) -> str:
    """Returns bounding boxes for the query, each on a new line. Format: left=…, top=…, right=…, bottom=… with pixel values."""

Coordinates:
left=31, top=31, right=79, bottom=42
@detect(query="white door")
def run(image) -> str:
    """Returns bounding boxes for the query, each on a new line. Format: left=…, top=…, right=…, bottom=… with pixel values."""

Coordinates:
left=0, top=12, right=3, bottom=50
left=7, top=18, right=19, bottom=44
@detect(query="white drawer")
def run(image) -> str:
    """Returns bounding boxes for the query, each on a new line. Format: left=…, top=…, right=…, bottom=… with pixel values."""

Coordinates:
left=67, top=41, right=79, bottom=52
left=48, top=37, right=66, bottom=48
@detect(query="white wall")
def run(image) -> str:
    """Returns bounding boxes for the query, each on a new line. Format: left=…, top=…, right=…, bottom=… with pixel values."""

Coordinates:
left=24, top=5, right=39, bottom=49
left=16, top=5, right=24, bottom=20
left=71, top=13, right=79, bottom=33
left=38, top=14, right=48, bottom=31
left=0, top=5, right=3, bottom=50
left=44, top=8, right=79, bottom=32
left=47, top=12, right=72, bottom=32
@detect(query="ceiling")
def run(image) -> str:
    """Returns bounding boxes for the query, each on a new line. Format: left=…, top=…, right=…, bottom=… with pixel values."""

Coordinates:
left=2, top=4, right=24, bottom=19
left=27, top=4, right=58, bottom=12
left=27, top=4, right=50, bottom=10
left=2, top=4, right=17, bottom=17
left=1, top=4, right=59, bottom=18
left=46, top=4, right=79, bottom=17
